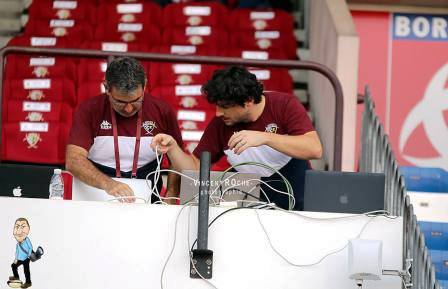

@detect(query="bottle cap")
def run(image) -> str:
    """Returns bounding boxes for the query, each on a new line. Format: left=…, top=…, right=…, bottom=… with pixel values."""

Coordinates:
left=54, top=169, right=62, bottom=174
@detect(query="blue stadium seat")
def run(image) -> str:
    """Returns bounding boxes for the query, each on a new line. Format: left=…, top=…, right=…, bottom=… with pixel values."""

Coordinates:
left=419, top=221, right=448, bottom=250
left=429, top=250, right=448, bottom=280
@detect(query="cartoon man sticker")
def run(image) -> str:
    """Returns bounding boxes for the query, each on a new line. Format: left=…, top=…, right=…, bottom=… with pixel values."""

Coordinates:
left=8, top=218, right=33, bottom=288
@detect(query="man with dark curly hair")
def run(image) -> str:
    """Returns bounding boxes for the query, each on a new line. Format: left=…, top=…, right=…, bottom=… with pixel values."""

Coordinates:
left=66, top=57, right=183, bottom=204
left=151, top=66, right=322, bottom=210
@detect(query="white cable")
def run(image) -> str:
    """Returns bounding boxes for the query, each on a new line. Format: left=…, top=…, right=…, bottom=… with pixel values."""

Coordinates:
left=160, top=203, right=196, bottom=289
left=254, top=209, right=383, bottom=267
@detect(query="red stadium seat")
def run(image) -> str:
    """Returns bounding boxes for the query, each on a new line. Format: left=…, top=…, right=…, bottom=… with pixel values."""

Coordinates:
left=5, top=56, right=77, bottom=81
left=84, top=41, right=150, bottom=53
left=77, top=59, right=108, bottom=83
left=94, top=22, right=161, bottom=46
left=77, top=81, right=105, bottom=105
left=231, top=30, right=297, bottom=59
left=149, top=63, right=215, bottom=87
left=162, top=2, right=228, bottom=28
left=162, top=26, right=228, bottom=48
left=247, top=68, right=293, bottom=93
left=151, top=85, right=214, bottom=111
left=8, top=36, right=69, bottom=48
left=4, top=78, right=77, bottom=107
left=24, top=19, right=93, bottom=41
left=229, top=9, right=294, bottom=32
left=152, top=45, right=218, bottom=56
left=2, top=121, right=70, bottom=164
left=28, top=0, right=96, bottom=24
left=97, top=2, right=162, bottom=27
left=4, top=100, right=73, bottom=125
left=225, top=48, right=288, bottom=60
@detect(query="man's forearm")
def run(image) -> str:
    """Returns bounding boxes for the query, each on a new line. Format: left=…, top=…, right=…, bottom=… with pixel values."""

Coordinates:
left=166, top=170, right=180, bottom=198
left=167, top=144, right=200, bottom=171
left=265, top=132, right=322, bottom=160
left=66, top=153, right=114, bottom=190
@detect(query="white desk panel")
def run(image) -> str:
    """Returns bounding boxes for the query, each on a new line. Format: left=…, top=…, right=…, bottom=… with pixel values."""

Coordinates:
left=0, top=197, right=403, bottom=289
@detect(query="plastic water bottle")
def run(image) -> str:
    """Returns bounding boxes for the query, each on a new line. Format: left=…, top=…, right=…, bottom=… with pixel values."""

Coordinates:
left=49, top=169, right=64, bottom=200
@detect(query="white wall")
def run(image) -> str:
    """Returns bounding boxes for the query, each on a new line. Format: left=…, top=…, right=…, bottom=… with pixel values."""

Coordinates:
left=309, top=0, right=359, bottom=171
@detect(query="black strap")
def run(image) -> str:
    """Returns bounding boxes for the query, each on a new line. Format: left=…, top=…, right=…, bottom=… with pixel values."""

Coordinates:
left=18, top=242, right=30, bottom=256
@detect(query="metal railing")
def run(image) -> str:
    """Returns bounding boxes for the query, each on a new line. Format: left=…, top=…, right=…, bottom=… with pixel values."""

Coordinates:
left=0, top=46, right=345, bottom=170
left=360, top=86, right=440, bottom=289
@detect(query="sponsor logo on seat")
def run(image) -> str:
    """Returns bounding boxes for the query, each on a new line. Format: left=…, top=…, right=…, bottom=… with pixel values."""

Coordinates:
left=52, top=27, right=68, bottom=37
left=177, top=74, right=193, bottom=85
left=23, top=133, right=42, bottom=149
left=253, top=20, right=267, bottom=30
left=32, top=66, right=49, bottom=78
left=180, top=96, right=198, bottom=108
left=122, top=32, right=136, bottom=42
left=257, top=39, right=272, bottom=49
left=189, top=36, right=203, bottom=45
left=27, top=90, right=45, bottom=101
left=121, top=14, right=136, bottom=22
left=56, top=9, right=71, bottom=19
left=188, top=16, right=202, bottom=26
left=26, top=112, right=44, bottom=122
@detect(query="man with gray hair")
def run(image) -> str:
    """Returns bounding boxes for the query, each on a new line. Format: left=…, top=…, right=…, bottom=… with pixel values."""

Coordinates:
left=66, top=57, right=183, bottom=203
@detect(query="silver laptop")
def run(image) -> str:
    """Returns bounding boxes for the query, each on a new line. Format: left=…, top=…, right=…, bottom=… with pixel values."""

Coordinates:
left=72, top=177, right=154, bottom=203
left=180, top=170, right=261, bottom=205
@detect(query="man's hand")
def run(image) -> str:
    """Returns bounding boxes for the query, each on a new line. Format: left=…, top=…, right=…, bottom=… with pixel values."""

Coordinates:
left=228, top=130, right=268, bottom=155
left=151, top=134, right=177, bottom=154
left=104, top=180, right=135, bottom=203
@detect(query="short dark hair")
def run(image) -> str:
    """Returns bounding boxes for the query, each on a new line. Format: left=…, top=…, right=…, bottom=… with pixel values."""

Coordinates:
left=105, top=57, right=146, bottom=94
left=15, top=218, right=30, bottom=228
left=202, top=66, right=263, bottom=107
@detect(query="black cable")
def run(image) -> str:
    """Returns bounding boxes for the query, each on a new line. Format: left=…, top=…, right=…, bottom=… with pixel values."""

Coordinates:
left=190, top=204, right=259, bottom=251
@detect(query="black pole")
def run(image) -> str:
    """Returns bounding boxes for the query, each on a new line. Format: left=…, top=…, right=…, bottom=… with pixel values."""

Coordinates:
left=190, top=151, right=213, bottom=279
left=197, top=151, right=211, bottom=250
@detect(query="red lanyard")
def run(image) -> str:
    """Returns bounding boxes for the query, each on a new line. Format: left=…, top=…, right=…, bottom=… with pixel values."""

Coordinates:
left=109, top=103, right=143, bottom=178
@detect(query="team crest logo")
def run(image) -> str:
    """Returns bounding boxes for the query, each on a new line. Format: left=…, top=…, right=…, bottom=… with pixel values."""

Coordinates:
left=23, top=133, right=42, bottom=149
left=122, top=32, right=136, bottom=42
left=187, top=16, right=202, bottom=26
left=265, top=123, right=278, bottom=134
left=180, top=96, right=198, bottom=108
left=32, top=66, right=49, bottom=78
left=257, top=39, right=272, bottom=49
left=253, top=20, right=267, bottom=30
left=121, top=14, right=136, bottom=22
left=56, top=9, right=71, bottom=19
left=142, top=121, right=157, bottom=135
left=52, top=27, right=67, bottom=37
left=177, top=74, right=193, bottom=85
left=26, top=112, right=44, bottom=122
left=189, top=36, right=203, bottom=45
left=180, top=120, right=198, bottom=130
left=27, top=90, right=45, bottom=101
left=186, top=142, right=199, bottom=153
